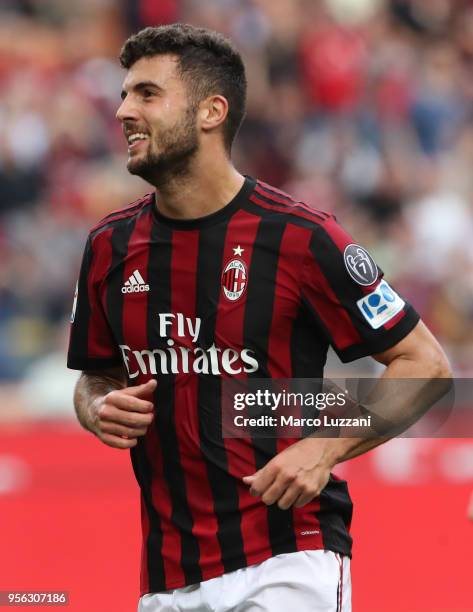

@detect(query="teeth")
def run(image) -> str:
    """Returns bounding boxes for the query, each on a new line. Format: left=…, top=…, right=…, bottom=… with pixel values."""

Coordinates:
left=128, top=132, right=149, bottom=144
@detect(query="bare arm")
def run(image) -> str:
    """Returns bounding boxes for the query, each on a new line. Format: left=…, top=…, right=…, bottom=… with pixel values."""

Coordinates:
left=74, top=366, right=126, bottom=432
left=332, top=319, right=452, bottom=462
left=243, top=321, right=452, bottom=509
left=74, top=366, right=157, bottom=449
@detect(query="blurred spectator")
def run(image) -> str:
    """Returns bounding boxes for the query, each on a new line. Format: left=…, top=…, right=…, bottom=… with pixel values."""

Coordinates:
left=124, top=0, right=179, bottom=32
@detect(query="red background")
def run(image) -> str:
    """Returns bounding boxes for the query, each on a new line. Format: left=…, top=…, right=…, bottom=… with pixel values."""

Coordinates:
left=0, top=425, right=472, bottom=612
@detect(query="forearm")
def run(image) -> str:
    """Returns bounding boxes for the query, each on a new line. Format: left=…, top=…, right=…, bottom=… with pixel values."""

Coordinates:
left=327, top=436, right=388, bottom=465
left=321, top=351, right=452, bottom=466
left=74, top=370, right=125, bottom=433
left=245, top=324, right=452, bottom=509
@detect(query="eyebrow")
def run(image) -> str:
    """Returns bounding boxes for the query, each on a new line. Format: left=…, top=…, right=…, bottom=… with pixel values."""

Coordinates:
left=120, top=80, right=164, bottom=100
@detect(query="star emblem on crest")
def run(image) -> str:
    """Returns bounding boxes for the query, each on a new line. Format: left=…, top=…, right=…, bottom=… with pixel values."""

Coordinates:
left=233, top=245, right=244, bottom=256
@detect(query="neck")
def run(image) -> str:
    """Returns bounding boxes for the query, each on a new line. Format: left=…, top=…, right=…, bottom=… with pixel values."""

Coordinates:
left=154, top=150, right=245, bottom=220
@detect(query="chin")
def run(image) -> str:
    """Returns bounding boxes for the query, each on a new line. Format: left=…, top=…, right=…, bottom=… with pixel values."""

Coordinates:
left=126, top=158, right=162, bottom=185
left=127, top=157, right=147, bottom=175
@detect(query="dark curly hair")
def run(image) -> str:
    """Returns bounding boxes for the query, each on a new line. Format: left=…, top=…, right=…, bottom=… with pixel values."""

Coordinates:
left=119, top=23, right=247, bottom=152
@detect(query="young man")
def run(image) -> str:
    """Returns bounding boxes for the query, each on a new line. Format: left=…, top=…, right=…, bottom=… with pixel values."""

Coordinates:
left=68, top=24, right=451, bottom=611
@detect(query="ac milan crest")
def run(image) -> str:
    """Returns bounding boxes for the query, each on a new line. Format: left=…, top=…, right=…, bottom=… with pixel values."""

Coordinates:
left=222, top=258, right=247, bottom=301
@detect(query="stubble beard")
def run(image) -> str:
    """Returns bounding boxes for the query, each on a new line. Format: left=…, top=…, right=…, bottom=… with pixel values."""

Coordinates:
left=127, top=105, right=199, bottom=188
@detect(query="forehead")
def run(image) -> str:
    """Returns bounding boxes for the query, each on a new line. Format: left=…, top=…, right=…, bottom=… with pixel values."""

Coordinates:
left=121, top=54, right=183, bottom=90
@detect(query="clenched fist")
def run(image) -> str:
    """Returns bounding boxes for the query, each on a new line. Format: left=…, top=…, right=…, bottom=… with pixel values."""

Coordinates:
left=242, top=437, right=338, bottom=510
left=90, top=379, right=157, bottom=449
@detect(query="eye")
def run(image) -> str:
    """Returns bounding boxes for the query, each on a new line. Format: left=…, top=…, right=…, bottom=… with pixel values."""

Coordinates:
left=142, top=89, right=155, bottom=99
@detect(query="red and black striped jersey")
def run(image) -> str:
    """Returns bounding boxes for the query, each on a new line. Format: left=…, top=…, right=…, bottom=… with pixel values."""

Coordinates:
left=68, top=176, right=419, bottom=594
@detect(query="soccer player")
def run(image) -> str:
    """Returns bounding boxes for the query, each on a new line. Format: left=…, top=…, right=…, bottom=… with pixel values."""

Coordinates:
left=68, top=24, right=451, bottom=611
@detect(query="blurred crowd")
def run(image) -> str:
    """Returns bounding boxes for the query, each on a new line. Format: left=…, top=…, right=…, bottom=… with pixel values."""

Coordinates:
left=1, top=0, right=473, bottom=400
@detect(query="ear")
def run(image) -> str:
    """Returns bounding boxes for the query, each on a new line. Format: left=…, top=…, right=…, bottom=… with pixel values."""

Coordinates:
left=199, top=95, right=229, bottom=133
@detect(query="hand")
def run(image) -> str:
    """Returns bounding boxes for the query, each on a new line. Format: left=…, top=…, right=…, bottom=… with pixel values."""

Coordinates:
left=90, top=379, right=157, bottom=449
left=242, top=438, right=338, bottom=510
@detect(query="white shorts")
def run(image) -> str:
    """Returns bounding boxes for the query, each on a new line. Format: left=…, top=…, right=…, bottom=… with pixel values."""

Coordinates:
left=138, top=550, right=351, bottom=611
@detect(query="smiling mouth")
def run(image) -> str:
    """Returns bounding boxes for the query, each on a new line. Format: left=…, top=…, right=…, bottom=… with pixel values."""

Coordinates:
left=127, top=132, right=150, bottom=151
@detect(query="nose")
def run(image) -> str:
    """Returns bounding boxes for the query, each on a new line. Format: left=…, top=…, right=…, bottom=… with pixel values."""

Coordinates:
left=116, top=96, right=139, bottom=123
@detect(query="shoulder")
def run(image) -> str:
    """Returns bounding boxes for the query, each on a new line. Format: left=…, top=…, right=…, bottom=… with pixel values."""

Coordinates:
left=88, top=193, right=154, bottom=240
left=249, top=179, right=334, bottom=231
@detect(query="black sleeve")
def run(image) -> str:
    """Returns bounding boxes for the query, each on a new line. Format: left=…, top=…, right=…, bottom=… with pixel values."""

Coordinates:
left=300, top=217, right=420, bottom=362
left=67, top=234, right=122, bottom=370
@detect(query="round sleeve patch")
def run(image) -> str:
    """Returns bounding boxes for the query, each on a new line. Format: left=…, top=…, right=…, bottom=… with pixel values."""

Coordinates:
left=343, top=244, right=378, bottom=286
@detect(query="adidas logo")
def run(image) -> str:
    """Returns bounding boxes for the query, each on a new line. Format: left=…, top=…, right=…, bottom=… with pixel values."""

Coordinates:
left=121, top=270, right=150, bottom=294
